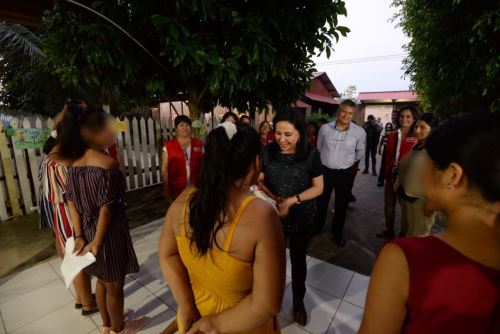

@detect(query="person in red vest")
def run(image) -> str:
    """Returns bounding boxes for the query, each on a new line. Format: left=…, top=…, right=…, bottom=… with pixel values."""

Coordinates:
left=377, top=106, right=419, bottom=239
left=161, top=115, right=204, bottom=199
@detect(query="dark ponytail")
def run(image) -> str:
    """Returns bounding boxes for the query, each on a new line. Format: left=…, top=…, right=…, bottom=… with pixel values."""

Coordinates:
left=426, top=112, right=500, bottom=202
left=59, top=104, right=108, bottom=159
left=189, top=124, right=262, bottom=255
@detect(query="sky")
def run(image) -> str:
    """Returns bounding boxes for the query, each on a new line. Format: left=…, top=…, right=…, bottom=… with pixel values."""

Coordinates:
left=312, top=0, right=411, bottom=95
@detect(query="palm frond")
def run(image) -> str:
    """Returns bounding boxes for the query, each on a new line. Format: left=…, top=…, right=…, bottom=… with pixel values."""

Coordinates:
left=0, top=22, right=45, bottom=61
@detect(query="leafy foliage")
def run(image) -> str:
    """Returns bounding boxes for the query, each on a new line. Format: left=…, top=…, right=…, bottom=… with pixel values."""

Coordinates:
left=0, top=22, right=86, bottom=116
left=392, top=0, right=500, bottom=116
left=43, top=0, right=349, bottom=118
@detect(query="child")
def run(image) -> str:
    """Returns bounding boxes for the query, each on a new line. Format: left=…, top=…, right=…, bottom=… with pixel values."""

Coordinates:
left=61, top=106, right=145, bottom=334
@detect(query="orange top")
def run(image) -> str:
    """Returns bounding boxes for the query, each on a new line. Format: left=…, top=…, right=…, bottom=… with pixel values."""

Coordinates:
left=176, top=189, right=280, bottom=333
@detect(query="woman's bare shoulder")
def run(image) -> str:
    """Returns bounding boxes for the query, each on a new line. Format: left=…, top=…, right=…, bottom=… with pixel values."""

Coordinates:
left=242, top=198, right=281, bottom=234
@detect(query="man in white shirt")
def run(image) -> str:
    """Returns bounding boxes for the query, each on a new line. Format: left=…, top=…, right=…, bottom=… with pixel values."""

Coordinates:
left=314, top=100, right=366, bottom=246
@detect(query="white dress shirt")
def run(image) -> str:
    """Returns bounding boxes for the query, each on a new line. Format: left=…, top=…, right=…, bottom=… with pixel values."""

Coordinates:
left=317, top=121, right=366, bottom=170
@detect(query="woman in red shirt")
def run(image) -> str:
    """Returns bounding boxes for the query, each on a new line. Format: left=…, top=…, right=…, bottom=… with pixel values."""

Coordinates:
left=161, top=116, right=204, bottom=199
left=377, top=106, right=419, bottom=239
left=359, top=112, right=500, bottom=334
left=259, top=121, right=275, bottom=145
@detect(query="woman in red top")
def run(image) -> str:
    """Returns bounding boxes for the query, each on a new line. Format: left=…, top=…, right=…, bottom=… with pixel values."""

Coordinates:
left=259, top=121, right=275, bottom=145
left=377, top=106, right=419, bottom=239
left=161, top=115, right=204, bottom=199
left=360, top=112, right=500, bottom=334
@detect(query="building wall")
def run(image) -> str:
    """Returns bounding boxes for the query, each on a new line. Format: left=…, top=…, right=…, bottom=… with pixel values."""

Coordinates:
left=363, top=105, right=395, bottom=125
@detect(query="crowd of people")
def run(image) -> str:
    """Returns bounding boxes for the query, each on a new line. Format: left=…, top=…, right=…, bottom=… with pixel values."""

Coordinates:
left=38, top=98, right=499, bottom=334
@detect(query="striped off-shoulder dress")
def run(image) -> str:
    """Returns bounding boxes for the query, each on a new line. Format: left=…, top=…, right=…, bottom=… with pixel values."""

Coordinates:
left=39, top=158, right=73, bottom=250
left=65, top=166, right=139, bottom=282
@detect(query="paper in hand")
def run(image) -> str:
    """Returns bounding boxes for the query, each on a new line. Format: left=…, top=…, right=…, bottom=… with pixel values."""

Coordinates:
left=60, top=237, right=96, bottom=288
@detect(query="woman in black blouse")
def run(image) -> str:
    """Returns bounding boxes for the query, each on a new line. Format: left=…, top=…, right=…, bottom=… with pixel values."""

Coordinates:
left=258, top=108, right=324, bottom=326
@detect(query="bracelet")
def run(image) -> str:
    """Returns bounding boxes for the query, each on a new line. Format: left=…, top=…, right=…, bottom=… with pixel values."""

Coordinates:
left=296, top=194, right=302, bottom=204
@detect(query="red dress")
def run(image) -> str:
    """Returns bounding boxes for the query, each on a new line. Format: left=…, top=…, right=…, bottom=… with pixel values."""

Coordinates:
left=164, top=138, right=204, bottom=198
left=392, top=236, right=500, bottom=334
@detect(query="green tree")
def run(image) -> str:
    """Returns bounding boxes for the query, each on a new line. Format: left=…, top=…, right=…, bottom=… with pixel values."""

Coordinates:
left=392, top=0, right=499, bottom=116
left=0, top=23, right=86, bottom=116
left=43, top=0, right=349, bottom=119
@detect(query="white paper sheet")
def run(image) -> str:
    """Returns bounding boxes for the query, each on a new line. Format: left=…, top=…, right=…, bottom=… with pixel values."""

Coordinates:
left=60, top=237, right=96, bottom=288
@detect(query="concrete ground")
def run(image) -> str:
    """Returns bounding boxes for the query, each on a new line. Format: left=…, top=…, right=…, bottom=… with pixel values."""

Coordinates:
left=0, top=219, right=369, bottom=334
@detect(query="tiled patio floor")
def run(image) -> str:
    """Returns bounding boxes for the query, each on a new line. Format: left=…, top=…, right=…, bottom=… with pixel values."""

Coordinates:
left=0, top=219, right=369, bottom=334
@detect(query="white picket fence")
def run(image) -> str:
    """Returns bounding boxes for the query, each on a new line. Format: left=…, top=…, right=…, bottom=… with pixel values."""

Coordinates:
left=0, top=113, right=219, bottom=221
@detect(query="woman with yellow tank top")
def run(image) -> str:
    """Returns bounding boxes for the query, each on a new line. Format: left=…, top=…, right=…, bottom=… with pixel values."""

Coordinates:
left=159, top=122, right=286, bottom=334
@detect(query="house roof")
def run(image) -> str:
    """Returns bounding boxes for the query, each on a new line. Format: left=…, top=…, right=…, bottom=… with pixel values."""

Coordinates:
left=312, top=72, right=340, bottom=97
left=304, top=92, right=339, bottom=105
left=295, top=100, right=312, bottom=108
left=357, top=90, right=418, bottom=102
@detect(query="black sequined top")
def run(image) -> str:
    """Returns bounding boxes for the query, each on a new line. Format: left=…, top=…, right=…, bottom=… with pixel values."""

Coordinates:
left=261, top=146, right=323, bottom=232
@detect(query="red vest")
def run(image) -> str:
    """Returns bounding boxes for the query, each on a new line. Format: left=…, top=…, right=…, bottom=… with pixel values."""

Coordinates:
left=384, top=130, right=418, bottom=181
left=165, top=138, right=204, bottom=198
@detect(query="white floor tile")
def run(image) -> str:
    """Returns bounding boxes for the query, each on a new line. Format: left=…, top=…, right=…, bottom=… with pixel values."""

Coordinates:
left=11, top=302, right=97, bottom=334
left=306, top=257, right=354, bottom=298
left=128, top=294, right=176, bottom=334
left=280, top=317, right=311, bottom=334
left=0, top=279, right=73, bottom=332
left=0, top=263, right=59, bottom=304
left=130, top=220, right=163, bottom=241
left=0, top=311, right=5, bottom=334
left=131, top=260, right=167, bottom=293
left=343, top=273, right=369, bottom=308
left=327, top=301, right=364, bottom=334
left=154, top=287, right=177, bottom=311
left=132, top=239, right=160, bottom=266
left=47, top=257, right=63, bottom=279
left=90, top=277, right=154, bottom=327
left=281, top=285, right=341, bottom=334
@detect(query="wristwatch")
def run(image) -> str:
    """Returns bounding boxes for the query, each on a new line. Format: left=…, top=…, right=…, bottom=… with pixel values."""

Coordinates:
left=296, top=194, right=302, bottom=204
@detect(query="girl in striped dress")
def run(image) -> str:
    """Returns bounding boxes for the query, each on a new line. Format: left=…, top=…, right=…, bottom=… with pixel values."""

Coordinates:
left=60, top=106, right=143, bottom=334
left=39, top=118, right=98, bottom=316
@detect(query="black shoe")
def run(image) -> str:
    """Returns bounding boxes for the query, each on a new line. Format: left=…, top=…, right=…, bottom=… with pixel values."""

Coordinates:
left=75, top=293, right=96, bottom=309
left=377, top=181, right=384, bottom=187
left=293, top=302, right=308, bottom=326
left=334, top=236, right=346, bottom=247
left=362, top=170, right=369, bottom=174
left=349, top=194, right=356, bottom=202
left=372, top=171, right=377, bottom=176
left=376, top=230, right=395, bottom=239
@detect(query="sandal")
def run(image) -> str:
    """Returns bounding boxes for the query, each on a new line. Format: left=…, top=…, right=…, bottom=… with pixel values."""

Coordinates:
left=81, top=302, right=99, bottom=317
left=75, top=293, right=96, bottom=309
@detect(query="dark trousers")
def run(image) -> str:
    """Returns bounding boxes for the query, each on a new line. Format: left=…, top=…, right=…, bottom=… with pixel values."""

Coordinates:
left=285, top=230, right=309, bottom=304
left=314, top=166, right=354, bottom=238
left=364, top=141, right=378, bottom=173
left=378, top=146, right=387, bottom=184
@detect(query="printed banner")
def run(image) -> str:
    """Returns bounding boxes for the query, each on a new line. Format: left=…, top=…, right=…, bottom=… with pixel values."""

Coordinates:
left=111, top=120, right=128, bottom=133
left=9, top=128, right=51, bottom=150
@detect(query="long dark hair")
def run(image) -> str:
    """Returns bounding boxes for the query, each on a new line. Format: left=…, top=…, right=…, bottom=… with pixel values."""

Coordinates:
left=42, top=123, right=61, bottom=155
left=189, top=124, right=262, bottom=255
left=268, top=108, right=310, bottom=161
left=426, top=112, right=500, bottom=202
left=59, top=104, right=108, bottom=159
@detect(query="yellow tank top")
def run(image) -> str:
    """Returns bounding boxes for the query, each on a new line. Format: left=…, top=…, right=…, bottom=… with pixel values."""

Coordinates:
left=176, top=190, right=280, bottom=333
